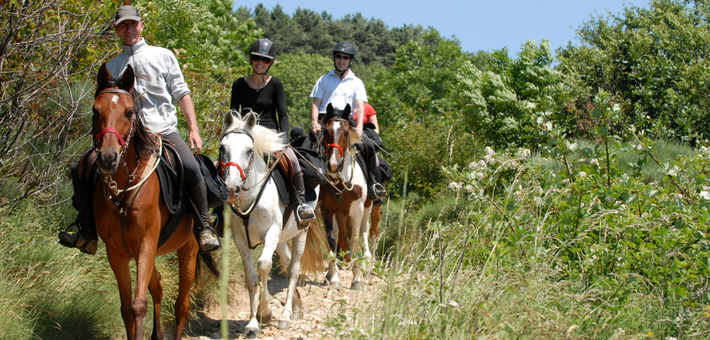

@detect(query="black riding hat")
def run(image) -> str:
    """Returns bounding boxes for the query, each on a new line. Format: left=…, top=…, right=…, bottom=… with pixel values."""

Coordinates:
left=333, top=41, right=356, bottom=58
left=250, top=38, right=276, bottom=59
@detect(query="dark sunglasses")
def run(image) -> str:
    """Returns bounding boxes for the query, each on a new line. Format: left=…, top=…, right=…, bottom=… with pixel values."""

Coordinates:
left=251, top=55, right=273, bottom=63
left=334, top=54, right=351, bottom=61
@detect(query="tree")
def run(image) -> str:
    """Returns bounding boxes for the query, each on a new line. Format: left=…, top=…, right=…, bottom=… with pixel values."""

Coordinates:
left=557, top=0, right=710, bottom=144
left=0, top=0, right=117, bottom=206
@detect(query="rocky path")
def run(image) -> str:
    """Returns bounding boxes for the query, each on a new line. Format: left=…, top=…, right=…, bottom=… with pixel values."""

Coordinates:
left=183, top=270, right=381, bottom=340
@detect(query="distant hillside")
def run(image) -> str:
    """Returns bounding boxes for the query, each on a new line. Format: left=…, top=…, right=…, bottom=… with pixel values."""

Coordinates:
left=234, top=4, right=427, bottom=68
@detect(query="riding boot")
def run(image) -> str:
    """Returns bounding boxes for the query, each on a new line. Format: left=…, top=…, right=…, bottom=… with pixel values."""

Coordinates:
left=293, top=171, right=316, bottom=229
left=187, top=179, right=221, bottom=252
left=366, top=145, right=386, bottom=201
left=58, top=164, right=98, bottom=255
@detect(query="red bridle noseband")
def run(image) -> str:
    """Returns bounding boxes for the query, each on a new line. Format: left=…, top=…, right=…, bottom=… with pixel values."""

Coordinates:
left=324, top=119, right=350, bottom=172
left=219, top=129, right=255, bottom=183
left=94, top=88, right=135, bottom=149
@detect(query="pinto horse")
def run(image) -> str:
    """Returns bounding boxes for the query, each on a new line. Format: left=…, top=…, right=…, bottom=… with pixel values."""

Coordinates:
left=219, top=110, right=327, bottom=337
left=92, top=64, right=218, bottom=340
left=319, top=103, right=374, bottom=291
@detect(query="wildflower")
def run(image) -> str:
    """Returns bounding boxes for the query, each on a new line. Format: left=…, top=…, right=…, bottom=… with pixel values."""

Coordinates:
left=483, top=154, right=496, bottom=165
left=484, top=146, right=495, bottom=156
left=612, top=104, right=621, bottom=113
left=464, top=185, right=474, bottom=193
left=591, top=158, right=599, bottom=166
left=516, top=148, right=531, bottom=159
left=514, top=191, right=525, bottom=201
left=448, top=182, right=462, bottom=192
left=578, top=171, right=587, bottom=178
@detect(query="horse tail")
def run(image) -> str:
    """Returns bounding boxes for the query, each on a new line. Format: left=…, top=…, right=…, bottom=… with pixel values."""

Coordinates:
left=301, top=220, right=328, bottom=276
left=194, top=251, right=220, bottom=287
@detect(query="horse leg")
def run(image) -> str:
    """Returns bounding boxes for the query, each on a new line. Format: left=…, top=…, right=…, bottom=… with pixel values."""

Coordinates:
left=173, top=237, right=198, bottom=339
left=360, top=205, right=374, bottom=262
left=107, top=250, right=136, bottom=339
left=132, top=245, right=157, bottom=340
left=327, top=213, right=343, bottom=291
left=275, top=242, right=303, bottom=321
left=235, top=237, right=261, bottom=338
left=277, top=231, right=306, bottom=330
left=147, top=268, right=164, bottom=340
left=255, top=228, right=280, bottom=325
left=349, top=203, right=366, bottom=291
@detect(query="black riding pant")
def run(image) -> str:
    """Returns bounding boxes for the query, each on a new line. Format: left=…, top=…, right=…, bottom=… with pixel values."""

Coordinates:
left=162, top=132, right=203, bottom=187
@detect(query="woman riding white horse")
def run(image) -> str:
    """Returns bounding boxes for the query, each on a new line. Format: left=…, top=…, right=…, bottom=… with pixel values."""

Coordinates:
left=219, top=110, right=326, bottom=337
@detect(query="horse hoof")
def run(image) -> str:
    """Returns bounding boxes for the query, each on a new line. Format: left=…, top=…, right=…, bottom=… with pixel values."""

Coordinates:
left=331, top=281, right=342, bottom=291
left=292, top=311, right=303, bottom=321
left=351, top=281, right=364, bottom=291
left=278, top=320, right=290, bottom=330
left=245, top=328, right=260, bottom=338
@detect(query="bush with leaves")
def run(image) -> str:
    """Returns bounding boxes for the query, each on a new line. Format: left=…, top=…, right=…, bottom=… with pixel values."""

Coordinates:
left=557, top=0, right=710, bottom=144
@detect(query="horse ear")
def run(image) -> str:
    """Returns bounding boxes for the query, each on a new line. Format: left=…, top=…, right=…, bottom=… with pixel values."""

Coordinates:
left=222, top=110, right=235, bottom=132
left=118, top=65, right=135, bottom=92
left=97, top=63, right=111, bottom=88
left=342, top=103, right=351, bottom=120
left=323, top=103, right=335, bottom=123
left=244, top=111, right=257, bottom=130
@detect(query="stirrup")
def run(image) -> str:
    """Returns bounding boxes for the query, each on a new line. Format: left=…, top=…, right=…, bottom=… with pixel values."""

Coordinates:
left=198, top=229, right=221, bottom=252
left=58, top=224, right=98, bottom=255
left=295, top=204, right=316, bottom=230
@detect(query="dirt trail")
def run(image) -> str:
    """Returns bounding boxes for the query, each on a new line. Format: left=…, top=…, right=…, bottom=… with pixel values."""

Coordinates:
left=184, top=270, right=381, bottom=340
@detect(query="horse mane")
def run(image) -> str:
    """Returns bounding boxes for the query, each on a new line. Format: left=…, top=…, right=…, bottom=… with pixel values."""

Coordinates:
left=132, top=115, right=158, bottom=159
left=221, top=109, right=286, bottom=158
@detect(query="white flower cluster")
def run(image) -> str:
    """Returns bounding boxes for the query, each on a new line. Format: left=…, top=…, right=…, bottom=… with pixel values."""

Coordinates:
left=468, top=159, right=488, bottom=171
left=578, top=171, right=587, bottom=178
left=700, top=146, right=710, bottom=157
left=464, top=184, right=475, bottom=194
left=448, top=181, right=463, bottom=192
left=483, top=146, right=496, bottom=165
left=591, top=158, right=600, bottom=166
left=516, top=148, right=531, bottom=159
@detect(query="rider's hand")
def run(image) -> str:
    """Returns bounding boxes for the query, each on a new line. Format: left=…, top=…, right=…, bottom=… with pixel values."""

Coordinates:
left=189, top=131, right=203, bottom=155
left=311, top=120, right=321, bottom=134
left=356, top=125, right=363, bottom=136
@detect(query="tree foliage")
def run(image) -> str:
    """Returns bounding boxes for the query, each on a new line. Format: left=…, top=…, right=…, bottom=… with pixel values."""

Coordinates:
left=557, top=0, right=710, bottom=144
left=0, top=0, right=117, bottom=206
left=239, top=4, right=425, bottom=69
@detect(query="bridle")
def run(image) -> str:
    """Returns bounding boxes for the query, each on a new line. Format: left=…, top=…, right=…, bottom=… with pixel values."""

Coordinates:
left=218, top=129, right=255, bottom=190
left=324, top=118, right=350, bottom=173
left=94, top=88, right=136, bottom=165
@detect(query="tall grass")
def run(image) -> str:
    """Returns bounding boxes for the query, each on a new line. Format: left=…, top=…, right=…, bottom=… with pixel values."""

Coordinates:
left=326, top=139, right=710, bottom=339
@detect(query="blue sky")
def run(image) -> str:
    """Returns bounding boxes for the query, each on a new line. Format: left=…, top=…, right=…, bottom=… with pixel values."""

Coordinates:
left=234, top=0, right=651, bottom=56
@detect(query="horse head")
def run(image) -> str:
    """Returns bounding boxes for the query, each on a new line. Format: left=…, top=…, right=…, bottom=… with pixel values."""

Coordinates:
left=323, top=103, right=358, bottom=174
left=219, top=110, right=258, bottom=202
left=93, top=63, right=136, bottom=175
left=219, top=109, right=287, bottom=203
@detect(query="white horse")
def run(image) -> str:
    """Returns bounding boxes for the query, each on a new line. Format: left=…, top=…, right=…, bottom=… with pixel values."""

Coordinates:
left=219, top=110, right=327, bottom=337
left=319, top=103, right=373, bottom=291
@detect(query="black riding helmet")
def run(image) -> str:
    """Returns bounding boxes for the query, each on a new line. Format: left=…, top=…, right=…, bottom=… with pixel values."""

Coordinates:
left=250, top=38, right=276, bottom=74
left=332, top=41, right=355, bottom=75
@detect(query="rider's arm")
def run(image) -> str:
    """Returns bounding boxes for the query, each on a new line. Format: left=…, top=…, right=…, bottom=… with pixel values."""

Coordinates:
left=177, top=94, right=202, bottom=155
left=274, top=79, right=289, bottom=133
left=355, top=99, right=365, bottom=136
left=311, top=97, right=322, bottom=134
left=370, top=114, right=380, bottom=134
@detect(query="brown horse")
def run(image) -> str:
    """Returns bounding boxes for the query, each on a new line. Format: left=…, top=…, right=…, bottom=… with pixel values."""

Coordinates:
left=92, top=63, right=218, bottom=340
left=318, top=103, right=374, bottom=291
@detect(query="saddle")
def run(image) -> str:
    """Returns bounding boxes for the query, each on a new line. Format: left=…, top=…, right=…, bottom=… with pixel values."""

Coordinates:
left=75, top=135, right=198, bottom=249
